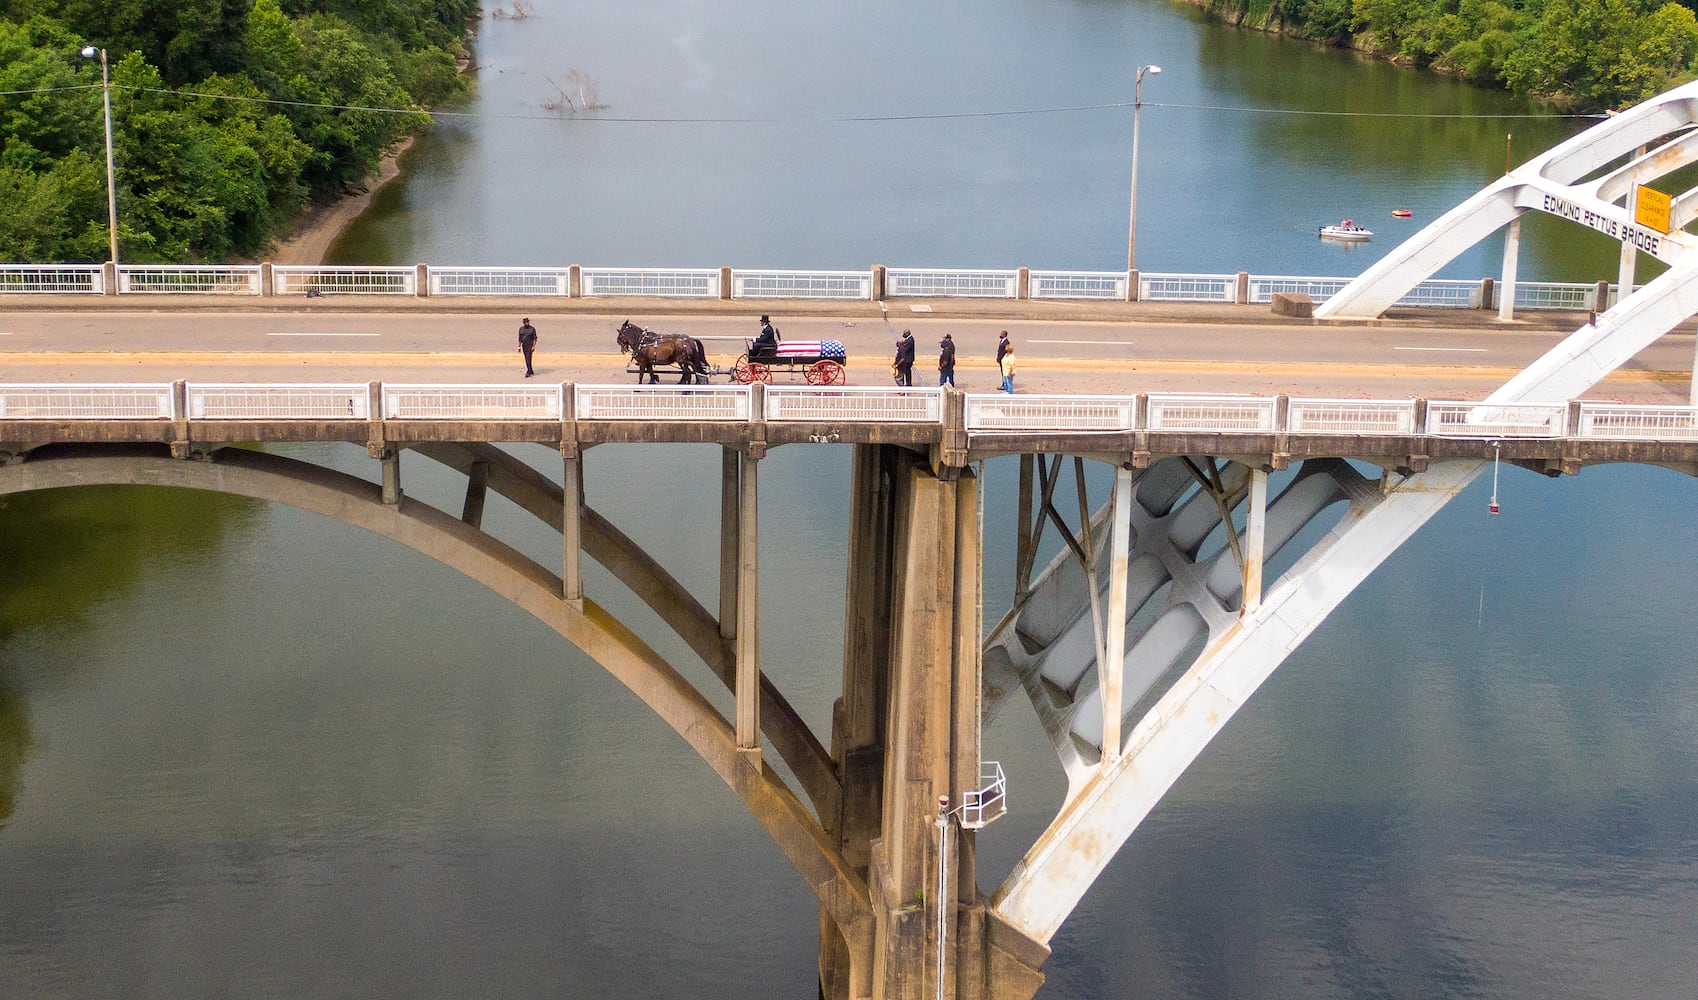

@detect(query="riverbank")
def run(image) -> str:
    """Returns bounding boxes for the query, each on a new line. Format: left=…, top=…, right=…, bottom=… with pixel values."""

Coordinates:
left=267, top=137, right=416, bottom=266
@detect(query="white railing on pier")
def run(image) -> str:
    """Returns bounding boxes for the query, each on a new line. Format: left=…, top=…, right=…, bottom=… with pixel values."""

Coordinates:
left=959, top=761, right=1007, bottom=830
left=731, top=270, right=872, bottom=300
left=275, top=265, right=414, bottom=296
left=1249, top=275, right=1350, bottom=305
left=1396, top=278, right=1482, bottom=309
left=1141, top=272, right=1235, bottom=303
left=1576, top=402, right=1698, bottom=440
left=1029, top=270, right=1128, bottom=300
left=766, top=386, right=944, bottom=422
left=0, top=264, right=103, bottom=294
left=581, top=268, right=721, bottom=298
left=886, top=268, right=1019, bottom=298
left=430, top=267, right=572, bottom=297
left=1148, top=393, right=1278, bottom=433
left=118, top=264, right=262, bottom=294
left=966, top=394, right=1136, bottom=432
left=1426, top=401, right=1568, bottom=438
left=1287, top=398, right=1417, bottom=435
left=382, top=384, right=563, bottom=420
left=187, top=383, right=369, bottom=420
left=0, top=382, right=172, bottom=419
left=575, top=385, right=752, bottom=421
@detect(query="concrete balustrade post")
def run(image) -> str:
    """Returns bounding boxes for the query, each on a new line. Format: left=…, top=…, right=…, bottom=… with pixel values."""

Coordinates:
left=872, top=264, right=887, bottom=302
left=720, top=266, right=733, bottom=300
left=416, top=262, right=430, bottom=297
left=569, top=264, right=582, bottom=298
left=1235, top=271, right=1250, bottom=305
left=260, top=262, right=275, bottom=297
left=1127, top=268, right=1140, bottom=302
left=103, top=260, right=118, bottom=296
left=1479, top=276, right=1495, bottom=310
left=1017, top=267, right=1030, bottom=300
left=1594, top=280, right=1612, bottom=315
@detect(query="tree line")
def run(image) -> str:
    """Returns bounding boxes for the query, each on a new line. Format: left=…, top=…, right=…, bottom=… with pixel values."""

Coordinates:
left=0, top=0, right=473, bottom=263
left=1204, top=0, right=1698, bottom=109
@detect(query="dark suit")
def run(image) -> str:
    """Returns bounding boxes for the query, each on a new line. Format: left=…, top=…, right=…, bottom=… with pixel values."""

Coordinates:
left=894, top=334, right=916, bottom=386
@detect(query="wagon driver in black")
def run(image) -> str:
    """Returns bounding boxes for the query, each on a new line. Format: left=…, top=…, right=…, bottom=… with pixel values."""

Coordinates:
left=518, top=317, right=538, bottom=377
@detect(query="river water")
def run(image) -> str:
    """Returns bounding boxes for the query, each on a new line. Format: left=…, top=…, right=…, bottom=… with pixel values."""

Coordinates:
left=4, top=1, right=1697, bottom=998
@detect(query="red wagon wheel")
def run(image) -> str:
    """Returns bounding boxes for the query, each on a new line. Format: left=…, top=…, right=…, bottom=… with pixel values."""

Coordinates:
left=806, top=360, right=845, bottom=386
left=749, top=362, right=773, bottom=384
left=732, top=354, right=754, bottom=384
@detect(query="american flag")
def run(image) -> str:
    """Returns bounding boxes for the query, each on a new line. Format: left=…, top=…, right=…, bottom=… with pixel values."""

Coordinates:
left=775, top=339, right=847, bottom=361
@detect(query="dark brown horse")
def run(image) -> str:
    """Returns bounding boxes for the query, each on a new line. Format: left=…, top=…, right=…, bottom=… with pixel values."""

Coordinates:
left=616, top=320, right=710, bottom=384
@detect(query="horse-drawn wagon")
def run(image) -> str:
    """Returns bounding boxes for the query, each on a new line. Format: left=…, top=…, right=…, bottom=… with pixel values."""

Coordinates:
left=731, top=338, right=848, bottom=385
left=615, top=320, right=848, bottom=385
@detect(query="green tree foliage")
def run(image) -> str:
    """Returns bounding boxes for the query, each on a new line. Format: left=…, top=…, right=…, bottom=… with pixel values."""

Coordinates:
left=0, top=0, right=463, bottom=262
left=1201, top=0, right=1698, bottom=109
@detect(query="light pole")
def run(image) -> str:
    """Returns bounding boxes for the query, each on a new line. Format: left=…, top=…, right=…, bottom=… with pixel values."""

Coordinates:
left=1127, top=64, right=1160, bottom=273
left=81, top=45, right=118, bottom=266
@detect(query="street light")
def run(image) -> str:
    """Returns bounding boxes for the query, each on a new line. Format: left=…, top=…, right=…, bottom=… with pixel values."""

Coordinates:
left=1127, top=64, right=1160, bottom=273
left=81, top=45, right=118, bottom=266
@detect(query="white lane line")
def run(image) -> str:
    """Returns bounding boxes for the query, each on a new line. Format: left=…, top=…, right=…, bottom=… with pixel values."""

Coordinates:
left=267, top=332, right=381, bottom=337
left=1030, top=338, right=1129, bottom=345
left=1393, top=346, right=1487, bottom=352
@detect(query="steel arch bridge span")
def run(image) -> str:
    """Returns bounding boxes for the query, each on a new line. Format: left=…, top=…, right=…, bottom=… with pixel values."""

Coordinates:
left=0, top=445, right=874, bottom=967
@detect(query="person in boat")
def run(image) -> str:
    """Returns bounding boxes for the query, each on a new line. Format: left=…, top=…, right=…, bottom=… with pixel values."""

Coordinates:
left=752, top=314, right=779, bottom=357
left=1341, top=218, right=1354, bottom=229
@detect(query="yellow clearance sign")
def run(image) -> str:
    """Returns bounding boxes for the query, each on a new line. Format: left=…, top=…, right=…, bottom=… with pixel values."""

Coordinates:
left=1635, top=185, right=1672, bottom=234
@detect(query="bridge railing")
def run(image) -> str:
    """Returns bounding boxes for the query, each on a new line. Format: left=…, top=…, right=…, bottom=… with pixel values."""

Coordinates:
left=10, top=383, right=1698, bottom=446
left=0, top=262, right=1613, bottom=310
left=0, top=264, right=104, bottom=294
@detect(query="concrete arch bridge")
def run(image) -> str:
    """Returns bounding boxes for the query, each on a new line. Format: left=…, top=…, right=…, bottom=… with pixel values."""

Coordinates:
left=5, top=83, right=1698, bottom=999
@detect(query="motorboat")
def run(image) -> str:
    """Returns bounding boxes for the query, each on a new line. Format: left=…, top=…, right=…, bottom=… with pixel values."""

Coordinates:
left=1392, top=208, right=1413, bottom=218
left=1319, top=218, right=1373, bottom=241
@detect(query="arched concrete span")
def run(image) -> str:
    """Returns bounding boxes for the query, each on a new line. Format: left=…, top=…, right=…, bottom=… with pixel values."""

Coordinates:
left=0, top=445, right=874, bottom=970
left=407, top=442, right=838, bottom=818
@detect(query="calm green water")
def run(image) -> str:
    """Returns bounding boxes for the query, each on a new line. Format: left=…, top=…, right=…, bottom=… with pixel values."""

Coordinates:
left=6, top=1, right=1698, bottom=998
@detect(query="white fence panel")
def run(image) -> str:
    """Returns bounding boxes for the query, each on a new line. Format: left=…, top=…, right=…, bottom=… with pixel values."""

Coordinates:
left=1397, top=279, right=1480, bottom=309
left=1287, top=398, right=1417, bottom=434
left=1513, top=281, right=1597, bottom=312
left=0, top=383, right=173, bottom=419
left=1028, top=271, right=1127, bottom=300
left=275, top=266, right=414, bottom=295
left=1248, top=275, right=1350, bottom=305
left=119, top=265, right=261, bottom=294
left=1140, top=272, right=1234, bottom=303
left=1147, top=393, right=1277, bottom=432
left=581, top=268, right=719, bottom=298
left=731, top=270, right=872, bottom=300
left=430, top=267, right=571, bottom=296
left=766, top=387, right=944, bottom=422
left=383, top=384, right=562, bottom=420
left=0, top=264, right=103, bottom=294
left=1426, top=401, right=1566, bottom=438
left=575, top=385, right=751, bottom=421
left=886, top=268, right=1018, bottom=298
left=187, top=383, right=368, bottom=420
left=1576, top=402, right=1698, bottom=440
left=966, top=394, right=1135, bottom=431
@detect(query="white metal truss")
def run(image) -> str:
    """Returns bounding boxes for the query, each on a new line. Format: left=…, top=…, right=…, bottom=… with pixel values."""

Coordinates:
left=987, top=82, right=1698, bottom=944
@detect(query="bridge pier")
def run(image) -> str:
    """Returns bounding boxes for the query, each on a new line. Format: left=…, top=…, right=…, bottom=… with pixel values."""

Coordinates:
left=822, top=446, right=1047, bottom=1000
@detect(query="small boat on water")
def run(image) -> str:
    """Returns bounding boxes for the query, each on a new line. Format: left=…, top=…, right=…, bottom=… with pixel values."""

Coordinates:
left=1319, top=218, right=1373, bottom=241
left=1392, top=208, right=1413, bottom=218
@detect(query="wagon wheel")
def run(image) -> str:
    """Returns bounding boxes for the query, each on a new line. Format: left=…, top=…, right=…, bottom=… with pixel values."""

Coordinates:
left=749, top=362, right=773, bottom=384
left=732, top=354, right=754, bottom=384
left=806, top=360, right=845, bottom=386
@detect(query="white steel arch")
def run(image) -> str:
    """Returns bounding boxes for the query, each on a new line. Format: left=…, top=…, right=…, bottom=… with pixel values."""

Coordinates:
left=989, top=81, right=1698, bottom=944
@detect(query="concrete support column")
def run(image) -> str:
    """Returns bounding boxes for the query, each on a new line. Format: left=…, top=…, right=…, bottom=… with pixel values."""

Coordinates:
left=1100, top=465, right=1133, bottom=763
left=720, top=265, right=734, bottom=300
left=1498, top=217, right=1521, bottom=321
left=562, top=451, right=582, bottom=604
left=720, top=446, right=741, bottom=640
left=102, top=260, right=118, bottom=296
left=1242, top=468, right=1268, bottom=614
left=462, top=459, right=490, bottom=527
left=1126, top=268, right=1139, bottom=302
left=1235, top=271, right=1250, bottom=305
left=735, top=448, right=760, bottom=754
left=569, top=263, right=582, bottom=298
left=415, top=262, right=431, bottom=297
left=872, top=264, right=887, bottom=302
left=380, top=450, right=402, bottom=505
left=260, top=261, right=274, bottom=297
left=1016, top=267, right=1030, bottom=300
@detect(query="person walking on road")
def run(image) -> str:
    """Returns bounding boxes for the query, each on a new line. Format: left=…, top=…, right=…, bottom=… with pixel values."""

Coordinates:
left=938, top=332, right=956, bottom=386
left=999, top=342, right=1017, bottom=393
left=893, top=328, right=916, bottom=386
left=517, top=317, right=538, bottom=377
